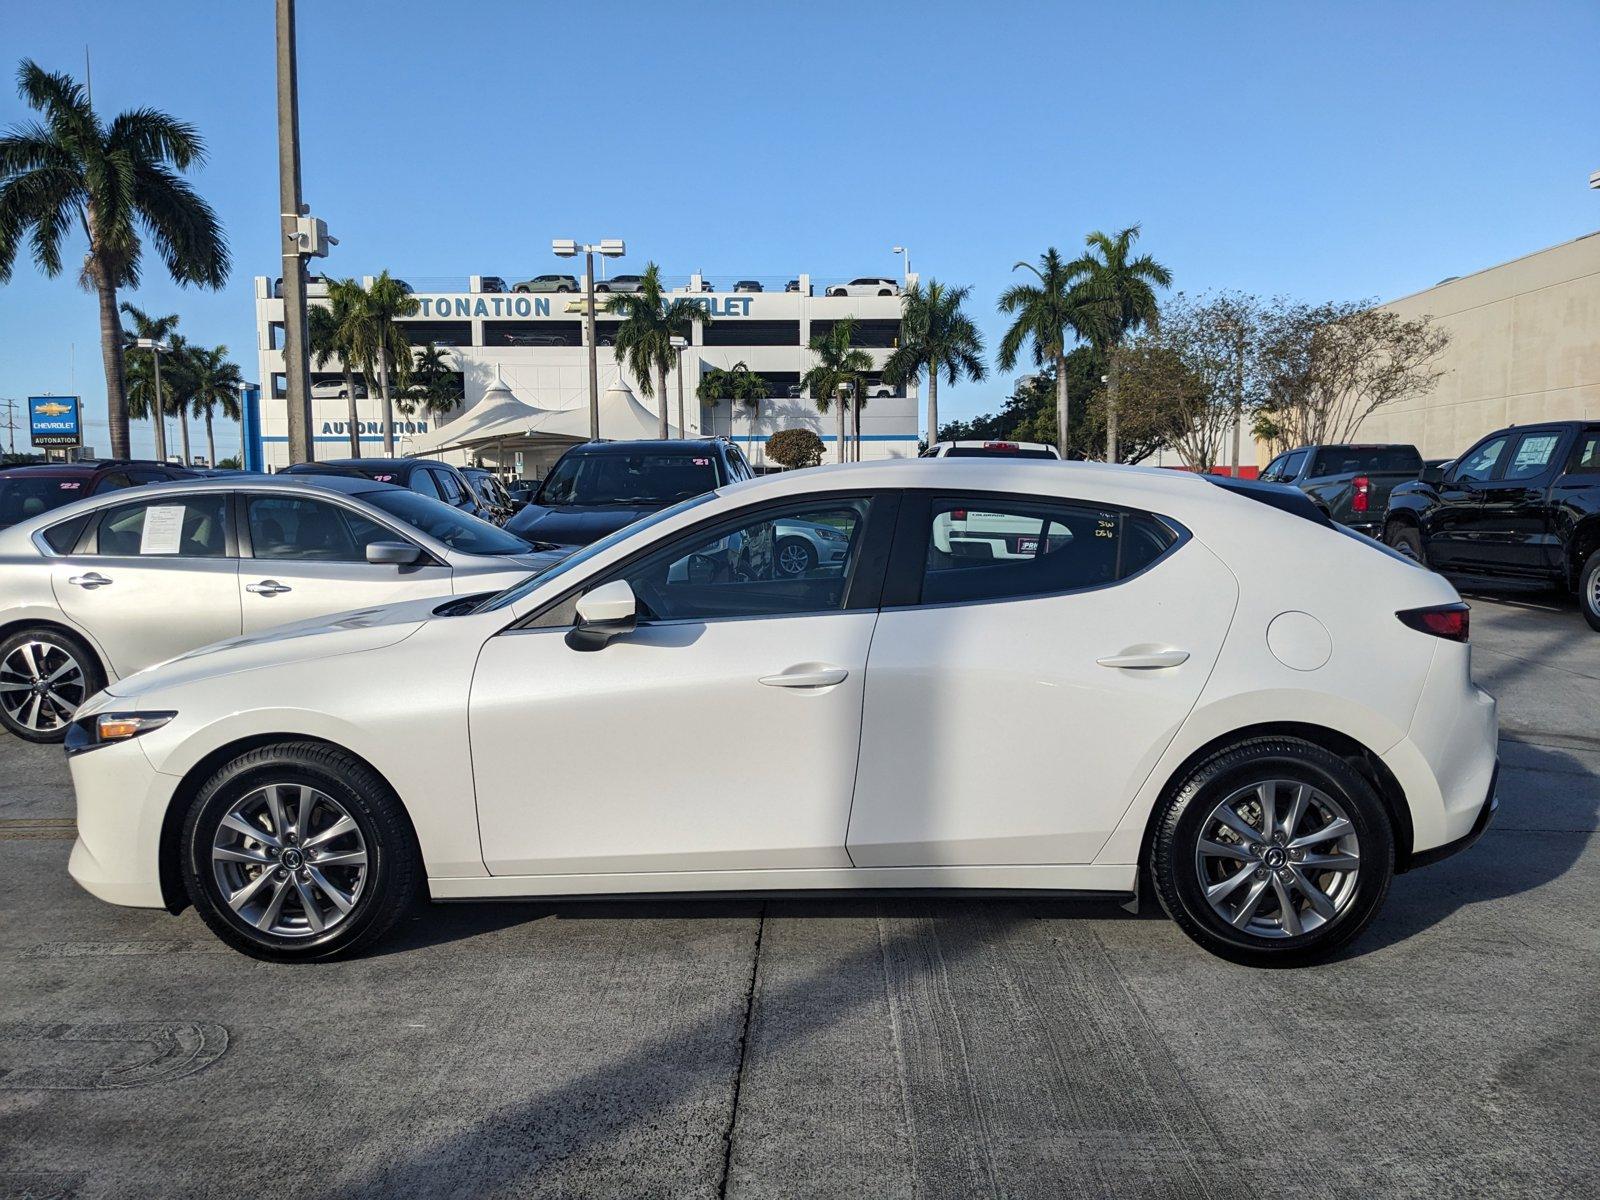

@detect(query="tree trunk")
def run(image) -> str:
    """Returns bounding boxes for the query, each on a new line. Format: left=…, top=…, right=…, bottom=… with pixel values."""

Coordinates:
left=345, top=369, right=360, bottom=457
left=1105, top=357, right=1119, bottom=463
left=205, top=408, right=216, bottom=469
left=926, top=363, right=939, bottom=450
left=657, top=365, right=669, bottom=438
left=178, top=403, right=192, bottom=466
left=379, top=353, right=394, bottom=456
left=93, top=271, right=131, bottom=461
left=1055, top=353, right=1070, bottom=458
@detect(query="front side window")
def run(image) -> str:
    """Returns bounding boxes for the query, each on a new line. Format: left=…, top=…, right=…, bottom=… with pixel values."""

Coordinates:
left=917, top=497, right=1177, bottom=605
left=1502, top=433, right=1563, bottom=481
left=95, top=496, right=229, bottom=557
left=433, top=469, right=467, bottom=505
left=1454, top=436, right=1509, bottom=483
left=408, top=469, right=442, bottom=500
left=1259, top=456, right=1288, bottom=483
left=540, top=451, right=721, bottom=506
left=1569, top=432, right=1600, bottom=476
left=361, top=488, right=532, bottom=555
left=1279, top=450, right=1309, bottom=478
left=621, top=499, right=869, bottom=621
left=247, top=495, right=393, bottom=562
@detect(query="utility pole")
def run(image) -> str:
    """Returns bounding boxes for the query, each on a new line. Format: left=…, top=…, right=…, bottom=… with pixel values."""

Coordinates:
left=276, top=0, right=314, bottom=464
left=1230, top=321, right=1245, bottom=477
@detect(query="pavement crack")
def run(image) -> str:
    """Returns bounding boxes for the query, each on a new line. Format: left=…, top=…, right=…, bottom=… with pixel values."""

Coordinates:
left=717, top=902, right=765, bottom=1199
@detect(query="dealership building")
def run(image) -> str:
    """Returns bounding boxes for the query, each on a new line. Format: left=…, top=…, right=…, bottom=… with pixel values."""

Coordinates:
left=250, top=271, right=920, bottom=475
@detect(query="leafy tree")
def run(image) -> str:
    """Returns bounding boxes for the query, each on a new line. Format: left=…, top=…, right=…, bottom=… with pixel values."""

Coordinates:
left=309, top=278, right=370, bottom=456
left=119, top=303, right=180, bottom=462
left=183, top=344, right=242, bottom=468
left=345, top=271, right=417, bottom=455
left=0, top=59, right=228, bottom=459
left=605, top=263, right=712, bottom=438
left=404, top=342, right=464, bottom=418
left=697, top=361, right=769, bottom=444
left=937, top=353, right=1104, bottom=456
left=801, top=318, right=872, bottom=463
left=766, top=428, right=825, bottom=469
left=997, top=248, right=1102, bottom=457
left=216, top=454, right=241, bottom=470
left=883, top=279, right=987, bottom=447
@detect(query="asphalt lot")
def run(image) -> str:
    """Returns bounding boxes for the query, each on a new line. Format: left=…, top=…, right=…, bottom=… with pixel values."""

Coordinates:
left=1, top=593, right=1596, bottom=1198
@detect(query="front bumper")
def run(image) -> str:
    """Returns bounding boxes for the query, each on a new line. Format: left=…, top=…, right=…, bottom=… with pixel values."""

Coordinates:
left=66, top=737, right=177, bottom=909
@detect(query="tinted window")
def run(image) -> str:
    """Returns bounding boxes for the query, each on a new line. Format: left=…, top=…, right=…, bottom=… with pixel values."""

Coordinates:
left=408, top=468, right=441, bottom=499
left=361, top=488, right=532, bottom=555
left=42, top=512, right=91, bottom=554
left=95, top=497, right=228, bottom=557
left=540, top=451, right=720, bottom=506
left=945, top=446, right=1057, bottom=459
left=1280, top=450, right=1310, bottom=478
left=1260, top=455, right=1288, bottom=482
left=1569, top=432, right=1600, bottom=476
left=1309, top=446, right=1422, bottom=475
left=918, top=497, right=1176, bottom=605
left=1503, top=433, right=1563, bottom=481
left=1454, top=436, right=1510, bottom=483
left=433, top=469, right=468, bottom=505
left=0, top=477, right=85, bottom=526
left=622, top=500, right=868, bottom=621
left=91, top=471, right=134, bottom=494
left=248, top=495, right=394, bottom=562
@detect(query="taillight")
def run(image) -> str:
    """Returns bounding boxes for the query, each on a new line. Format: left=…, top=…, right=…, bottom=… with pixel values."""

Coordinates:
left=1397, top=603, right=1469, bottom=642
left=1351, top=475, right=1370, bottom=514
left=984, top=442, right=1019, bottom=452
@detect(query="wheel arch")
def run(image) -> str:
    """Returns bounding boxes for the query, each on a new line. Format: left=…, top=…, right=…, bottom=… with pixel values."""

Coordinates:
left=0, top=613, right=112, bottom=683
left=1567, top=515, right=1600, bottom=588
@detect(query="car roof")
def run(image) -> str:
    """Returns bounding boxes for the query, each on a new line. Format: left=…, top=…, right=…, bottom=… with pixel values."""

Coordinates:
left=0, top=459, right=175, bottom=476
left=561, top=438, right=727, bottom=456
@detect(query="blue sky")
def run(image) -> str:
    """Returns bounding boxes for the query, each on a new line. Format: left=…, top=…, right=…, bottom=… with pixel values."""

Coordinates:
left=2, top=0, right=1597, bottom=460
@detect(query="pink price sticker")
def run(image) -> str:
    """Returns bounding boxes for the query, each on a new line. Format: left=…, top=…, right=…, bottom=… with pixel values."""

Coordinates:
left=373, top=474, right=394, bottom=482
left=59, top=481, right=81, bottom=490
left=693, top=458, right=710, bottom=466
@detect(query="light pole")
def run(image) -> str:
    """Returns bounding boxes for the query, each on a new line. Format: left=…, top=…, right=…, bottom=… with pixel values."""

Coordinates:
left=892, top=245, right=911, bottom=282
left=834, top=381, right=851, bottom=464
left=134, top=338, right=171, bottom=464
left=275, top=0, right=315, bottom=464
left=670, top=334, right=688, bottom=440
left=553, top=237, right=625, bottom=441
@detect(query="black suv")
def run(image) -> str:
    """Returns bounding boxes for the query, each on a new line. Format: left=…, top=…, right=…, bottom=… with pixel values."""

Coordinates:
left=281, top=458, right=497, bottom=523
left=505, top=439, right=754, bottom=545
left=1383, top=420, right=1600, bottom=628
left=0, top=459, right=193, bottom=530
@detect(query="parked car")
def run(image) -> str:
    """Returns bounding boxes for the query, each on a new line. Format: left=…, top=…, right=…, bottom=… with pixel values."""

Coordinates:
left=478, top=276, right=506, bottom=293
left=827, top=277, right=900, bottom=297
left=1383, top=420, right=1600, bottom=628
left=310, top=377, right=368, bottom=400
left=505, top=478, right=540, bottom=508
left=922, top=440, right=1061, bottom=460
left=282, top=458, right=497, bottom=523
left=62, top=459, right=1496, bottom=964
left=785, top=279, right=804, bottom=294
left=0, top=460, right=194, bottom=531
left=500, top=332, right=569, bottom=347
left=0, top=475, right=565, bottom=741
left=511, top=275, right=578, bottom=294
left=592, top=275, right=644, bottom=294
left=505, top=438, right=754, bottom=545
left=733, top=280, right=763, bottom=293
left=1259, top=443, right=1423, bottom=536
left=461, top=467, right=515, bottom=524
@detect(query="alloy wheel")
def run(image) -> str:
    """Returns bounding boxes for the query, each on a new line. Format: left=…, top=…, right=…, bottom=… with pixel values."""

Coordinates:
left=1194, top=778, right=1361, bottom=939
left=1587, top=570, right=1600, bottom=618
left=0, top=640, right=87, bottom=734
left=777, top=542, right=812, bottom=577
left=211, top=783, right=369, bottom=938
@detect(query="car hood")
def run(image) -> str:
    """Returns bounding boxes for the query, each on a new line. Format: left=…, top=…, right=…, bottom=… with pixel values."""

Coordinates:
left=101, top=595, right=442, bottom=698
left=505, top=503, right=660, bottom=546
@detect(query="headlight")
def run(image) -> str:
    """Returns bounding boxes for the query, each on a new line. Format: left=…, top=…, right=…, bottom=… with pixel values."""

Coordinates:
left=64, top=711, right=176, bottom=756
left=816, top=528, right=846, bottom=541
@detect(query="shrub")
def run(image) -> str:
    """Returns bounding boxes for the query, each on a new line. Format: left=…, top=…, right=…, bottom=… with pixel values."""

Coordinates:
left=766, top=428, right=825, bottom=470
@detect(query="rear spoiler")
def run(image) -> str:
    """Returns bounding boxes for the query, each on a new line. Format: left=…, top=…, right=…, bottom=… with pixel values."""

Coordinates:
left=1207, top=476, right=1333, bottom=527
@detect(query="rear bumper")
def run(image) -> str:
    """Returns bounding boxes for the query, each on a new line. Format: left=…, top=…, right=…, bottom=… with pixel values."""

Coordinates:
left=1408, top=761, right=1498, bottom=871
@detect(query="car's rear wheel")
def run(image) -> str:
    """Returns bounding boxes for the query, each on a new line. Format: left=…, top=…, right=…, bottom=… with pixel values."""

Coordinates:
left=1579, top=549, right=1600, bottom=632
left=1150, top=737, right=1394, bottom=966
left=1386, top=521, right=1427, bottom=567
left=182, top=742, right=421, bottom=961
left=0, top=627, right=103, bottom=743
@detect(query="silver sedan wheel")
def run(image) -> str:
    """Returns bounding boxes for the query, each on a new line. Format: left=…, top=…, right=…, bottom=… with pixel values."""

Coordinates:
left=0, top=640, right=87, bottom=733
left=777, top=541, right=812, bottom=577
left=1194, top=779, right=1361, bottom=939
left=211, top=783, right=369, bottom=938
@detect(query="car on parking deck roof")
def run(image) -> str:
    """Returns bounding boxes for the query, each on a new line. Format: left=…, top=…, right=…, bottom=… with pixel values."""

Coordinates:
left=62, top=458, right=1496, bottom=966
left=0, top=474, right=565, bottom=742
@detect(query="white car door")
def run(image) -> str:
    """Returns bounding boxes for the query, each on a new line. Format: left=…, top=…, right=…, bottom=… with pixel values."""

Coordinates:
left=847, top=491, right=1238, bottom=867
left=469, top=493, right=893, bottom=877
left=238, top=493, right=453, bottom=631
left=50, top=492, right=241, bottom=678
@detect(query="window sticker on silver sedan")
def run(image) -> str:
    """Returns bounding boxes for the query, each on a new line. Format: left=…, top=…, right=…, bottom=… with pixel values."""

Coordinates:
left=139, top=505, right=186, bottom=555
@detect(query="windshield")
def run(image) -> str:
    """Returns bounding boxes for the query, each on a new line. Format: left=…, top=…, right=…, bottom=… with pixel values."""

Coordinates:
left=362, top=488, right=533, bottom=555
left=539, top=451, right=720, bottom=506
left=474, top=492, right=716, bottom=612
left=0, top=477, right=84, bottom=527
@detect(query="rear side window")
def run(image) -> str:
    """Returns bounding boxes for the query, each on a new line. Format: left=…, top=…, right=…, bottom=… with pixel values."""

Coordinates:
left=41, top=512, right=91, bottom=554
left=1309, top=446, right=1421, bottom=475
left=917, top=497, right=1178, bottom=605
left=94, top=497, right=229, bottom=557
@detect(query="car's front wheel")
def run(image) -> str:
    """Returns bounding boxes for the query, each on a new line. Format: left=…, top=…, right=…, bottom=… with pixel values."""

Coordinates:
left=182, top=742, right=421, bottom=961
left=0, top=626, right=103, bottom=743
left=1578, top=548, right=1600, bottom=632
left=1150, top=737, right=1394, bottom=966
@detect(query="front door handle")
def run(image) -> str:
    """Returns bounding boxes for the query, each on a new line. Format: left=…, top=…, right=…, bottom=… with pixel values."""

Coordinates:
left=759, top=666, right=850, bottom=689
left=68, top=572, right=112, bottom=589
left=246, top=580, right=293, bottom=596
left=1096, top=647, right=1190, bottom=670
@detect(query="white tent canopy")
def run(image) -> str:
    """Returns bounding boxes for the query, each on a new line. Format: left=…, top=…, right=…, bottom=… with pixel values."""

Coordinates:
left=408, top=366, right=554, bottom=454
left=412, top=375, right=678, bottom=456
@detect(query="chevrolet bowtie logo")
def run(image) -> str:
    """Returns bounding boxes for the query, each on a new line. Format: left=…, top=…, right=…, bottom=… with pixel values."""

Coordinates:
left=34, top=401, right=72, bottom=416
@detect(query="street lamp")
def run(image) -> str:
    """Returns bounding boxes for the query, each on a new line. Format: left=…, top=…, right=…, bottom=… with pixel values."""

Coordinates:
left=669, top=334, right=688, bottom=441
left=892, top=245, right=911, bottom=281
left=133, top=338, right=172, bottom=464
left=835, top=381, right=852, bottom=464
left=553, top=237, right=625, bottom=440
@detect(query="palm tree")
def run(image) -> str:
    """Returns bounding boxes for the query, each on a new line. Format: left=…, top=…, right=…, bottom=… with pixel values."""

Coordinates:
left=605, top=263, right=712, bottom=438
left=308, top=279, right=368, bottom=456
left=120, top=303, right=179, bottom=462
left=0, top=60, right=229, bottom=460
left=185, top=344, right=242, bottom=468
left=347, top=272, right=417, bottom=456
left=1067, top=226, right=1172, bottom=459
left=697, top=362, right=770, bottom=447
left=884, top=280, right=987, bottom=447
left=997, top=248, right=1100, bottom=458
left=406, top=342, right=463, bottom=419
left=801, top=318, right=872, bottom=464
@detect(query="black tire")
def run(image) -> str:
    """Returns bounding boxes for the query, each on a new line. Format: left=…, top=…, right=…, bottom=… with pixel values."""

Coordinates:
left=1579, top=549, right=1600, bottom=632
left=1386, top=521, right=1427, bottom=567
left=0, top=626, right=104, bottom=743
left=1149, top=737, right=1394, bottom=967
left=557, top=285, right=573, bottom=293
left=774, top=536, right=817, bottom=577
left=181, top=742, right=422, bottom=962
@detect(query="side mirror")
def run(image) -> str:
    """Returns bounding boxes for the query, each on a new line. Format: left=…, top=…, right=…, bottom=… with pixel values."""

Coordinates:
left=566, top=579, right=637, bottom=651
left=367, top=541, right=422, bottom=566
left=1420, top=464, right=1446, bottom=487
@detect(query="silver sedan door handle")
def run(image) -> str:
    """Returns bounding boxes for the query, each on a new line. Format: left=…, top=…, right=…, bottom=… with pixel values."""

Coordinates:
left=759, top=666, right=850, bottom=689
left=246, top=579, right=293, bottom=596
left=1096, top=647, right=1190, bottom=670
left=68, top=572, right=112, bottom=589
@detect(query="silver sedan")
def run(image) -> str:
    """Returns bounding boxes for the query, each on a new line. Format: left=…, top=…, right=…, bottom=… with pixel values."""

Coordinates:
left=0, top=474, right=567, bottom=742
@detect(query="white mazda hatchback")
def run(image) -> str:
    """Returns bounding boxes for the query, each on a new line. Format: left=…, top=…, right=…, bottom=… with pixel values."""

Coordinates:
left=64, top=459, right=1498, bottom=965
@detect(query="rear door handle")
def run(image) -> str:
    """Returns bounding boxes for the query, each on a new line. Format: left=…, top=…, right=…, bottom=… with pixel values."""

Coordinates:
left=1096, top=648, right=1190, bottom=670
left=759, top=666, right=850, bottom=689
left=68, top=572, right=112, bottom=589
left=246, top=580, right=292, bottom=596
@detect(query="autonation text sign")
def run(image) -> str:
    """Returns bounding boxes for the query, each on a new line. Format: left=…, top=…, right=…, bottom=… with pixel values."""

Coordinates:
left=413, top=295, right=756, bottom=319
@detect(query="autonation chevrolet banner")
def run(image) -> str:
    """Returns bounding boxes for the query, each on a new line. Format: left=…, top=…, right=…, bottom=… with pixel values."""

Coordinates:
left=28, top=395, right=81, bottom=447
